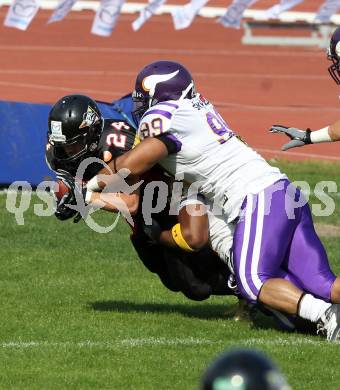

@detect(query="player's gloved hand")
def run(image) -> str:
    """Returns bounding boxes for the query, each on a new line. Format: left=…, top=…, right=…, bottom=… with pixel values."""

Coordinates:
left=270, top=125, right=311, bottom=151
left=55, top=170, right=87, bottom=223
left=55, top=190, right=79, bottom=221
left=143, top=218, right=162, bottom=244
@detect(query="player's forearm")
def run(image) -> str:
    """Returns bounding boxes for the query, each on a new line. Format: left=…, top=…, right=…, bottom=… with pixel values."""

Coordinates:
left=328, top=120, right=340, bottom=141
left=88, top=192, right=139, bottom=215
left=114, top=151, right=156, bottom=177
left=88, top=138, right=169, bottom=191
left=159, top=204, right=209, bottom=251
left=308, top=121, right=340, bottom=142
left=159, top=227, right=208, bottom=251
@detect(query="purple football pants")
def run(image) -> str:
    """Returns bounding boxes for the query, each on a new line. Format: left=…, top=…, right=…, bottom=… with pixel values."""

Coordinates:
left=232, top=179, right=336, bottom=303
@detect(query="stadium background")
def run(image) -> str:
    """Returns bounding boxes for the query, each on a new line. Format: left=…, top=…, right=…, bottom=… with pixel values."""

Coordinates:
left=0, top=1, right=340, bottom=389
left=1, top=0, right=340, bottom=164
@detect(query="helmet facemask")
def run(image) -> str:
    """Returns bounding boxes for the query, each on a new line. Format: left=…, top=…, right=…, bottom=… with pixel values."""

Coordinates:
left=49, top=117, right=103, bottom=165
left=327, top=28, right=340, bottom=85
left=327, top=48, right=340, bottom=84
left=132, top=90, right=150, bottom=124
left=50, top=128, right=100, bottom=163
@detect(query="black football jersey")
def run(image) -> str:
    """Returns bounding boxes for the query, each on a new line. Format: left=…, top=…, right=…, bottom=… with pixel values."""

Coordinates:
left=97, top=119, right=137, bottom=160
left=46, top=119, right=137, bottom=180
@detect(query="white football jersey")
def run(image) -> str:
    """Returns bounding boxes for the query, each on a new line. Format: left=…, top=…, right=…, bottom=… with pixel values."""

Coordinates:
left=138, top=94, right=285, bottom=222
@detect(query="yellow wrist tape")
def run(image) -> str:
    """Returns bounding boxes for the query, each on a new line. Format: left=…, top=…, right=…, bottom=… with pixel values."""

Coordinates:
left=171, top=223, right=194, bottom=252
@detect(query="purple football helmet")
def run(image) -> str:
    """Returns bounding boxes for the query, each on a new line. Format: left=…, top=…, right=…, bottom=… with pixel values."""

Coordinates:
left=328, top=27, right=340, bottom=84
left=132, top=60, right=195, bottom=120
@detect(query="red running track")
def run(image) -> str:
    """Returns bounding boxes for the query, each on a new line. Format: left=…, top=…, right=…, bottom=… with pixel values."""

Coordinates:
left=0, top=2, right=339, bottom=162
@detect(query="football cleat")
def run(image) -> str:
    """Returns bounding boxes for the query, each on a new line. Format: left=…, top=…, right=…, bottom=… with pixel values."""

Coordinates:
left=223, top=299, right=254, bottom=322
left=317, top=304, right=340, bottom=342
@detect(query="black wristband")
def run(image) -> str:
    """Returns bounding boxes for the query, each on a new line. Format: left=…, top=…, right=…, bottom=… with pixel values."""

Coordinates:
left=305, top=129, right=312, bottom=144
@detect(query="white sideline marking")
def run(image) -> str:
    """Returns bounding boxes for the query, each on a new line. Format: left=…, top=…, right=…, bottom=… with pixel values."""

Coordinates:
left=0, top=69, right=329, bottom=81
left=119, top=337, right=215, bottom=346
left=0, top=338, right=217, bottom=349
left=0, top=337, right=334, bottom=349
left=0, top=45, right=324, bottom=58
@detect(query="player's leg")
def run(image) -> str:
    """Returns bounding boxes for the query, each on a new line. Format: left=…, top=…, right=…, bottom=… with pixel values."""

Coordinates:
left=284, top=202, right=338, bottom=302
left=232, top=180, right=299, bottom=309
left=163, top=248, right=213, bottom=301
left=184, top=248, right=234, bottom=296
left=232, top=182, right=332, bottom=316
left=331, top=278, right=340, bottom=302
left=232, top=179, right=340, bottom=340
left=130, top=233, right=181, bottom=292
left=281, top=202, right=340, bottom=340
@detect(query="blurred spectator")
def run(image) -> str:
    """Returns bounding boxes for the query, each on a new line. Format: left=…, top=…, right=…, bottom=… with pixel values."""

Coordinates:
left=201, top=348, right=291, bottom=390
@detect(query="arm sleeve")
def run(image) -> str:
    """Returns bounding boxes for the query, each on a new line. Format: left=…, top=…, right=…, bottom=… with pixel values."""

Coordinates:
left=155, top=133, right=182, bottom=154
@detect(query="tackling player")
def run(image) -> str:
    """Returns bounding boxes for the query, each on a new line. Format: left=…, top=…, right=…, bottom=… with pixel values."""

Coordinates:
left=77, top=61, right=340, bottom=341
left=46, top=94, right=234, bottom=302
left=271, top=27, right=340, bottom=149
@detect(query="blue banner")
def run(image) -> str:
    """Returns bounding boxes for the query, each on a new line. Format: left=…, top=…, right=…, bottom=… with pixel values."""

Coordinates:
left=0, top=94, right=134, bottom=186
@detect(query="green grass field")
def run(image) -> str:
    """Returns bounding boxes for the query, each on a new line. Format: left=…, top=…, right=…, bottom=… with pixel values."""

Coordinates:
left=0, top=160, right=339, bottom=389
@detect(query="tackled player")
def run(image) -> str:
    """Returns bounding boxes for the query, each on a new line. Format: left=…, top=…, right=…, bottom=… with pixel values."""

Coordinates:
left=46, top=94, right=235, bottom=303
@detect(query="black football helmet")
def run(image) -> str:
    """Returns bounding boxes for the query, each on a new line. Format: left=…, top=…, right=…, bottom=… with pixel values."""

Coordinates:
left=201, top=349, right=291, bottom=390
left=47, top=95, right=103, bottom=167
left=327, top=27, right=340, bottom=84
left=132, top=60, right=195, bottom=121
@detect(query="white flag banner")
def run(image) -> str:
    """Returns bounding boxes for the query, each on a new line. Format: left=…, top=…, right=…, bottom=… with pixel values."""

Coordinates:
left=264, top=0, right=304, bottom=19
left=132, top=0, right=166, bottom=31
left=48, top=0, right=77, bottom=24
left=172, top=0, right=209, bottom=30
left=314, top=0, right=340, bottom=23
left=4, top=0, right=39, bottom=30
left=91, top=0, right=125, bottom=36
left=218, top=0, right=258, bottom=29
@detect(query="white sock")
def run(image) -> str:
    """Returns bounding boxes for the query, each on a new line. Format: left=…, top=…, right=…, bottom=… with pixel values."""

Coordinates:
left=298, top=294, right=331, bottom=323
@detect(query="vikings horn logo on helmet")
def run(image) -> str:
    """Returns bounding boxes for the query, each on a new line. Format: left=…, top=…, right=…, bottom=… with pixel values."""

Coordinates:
left=142, top=70, right=180, bottom=96
left=132, top=61, right=195, bottom=121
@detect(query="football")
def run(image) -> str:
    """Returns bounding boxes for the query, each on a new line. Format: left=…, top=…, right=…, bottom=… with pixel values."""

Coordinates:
left=54, top=179, right=70, bottom=202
